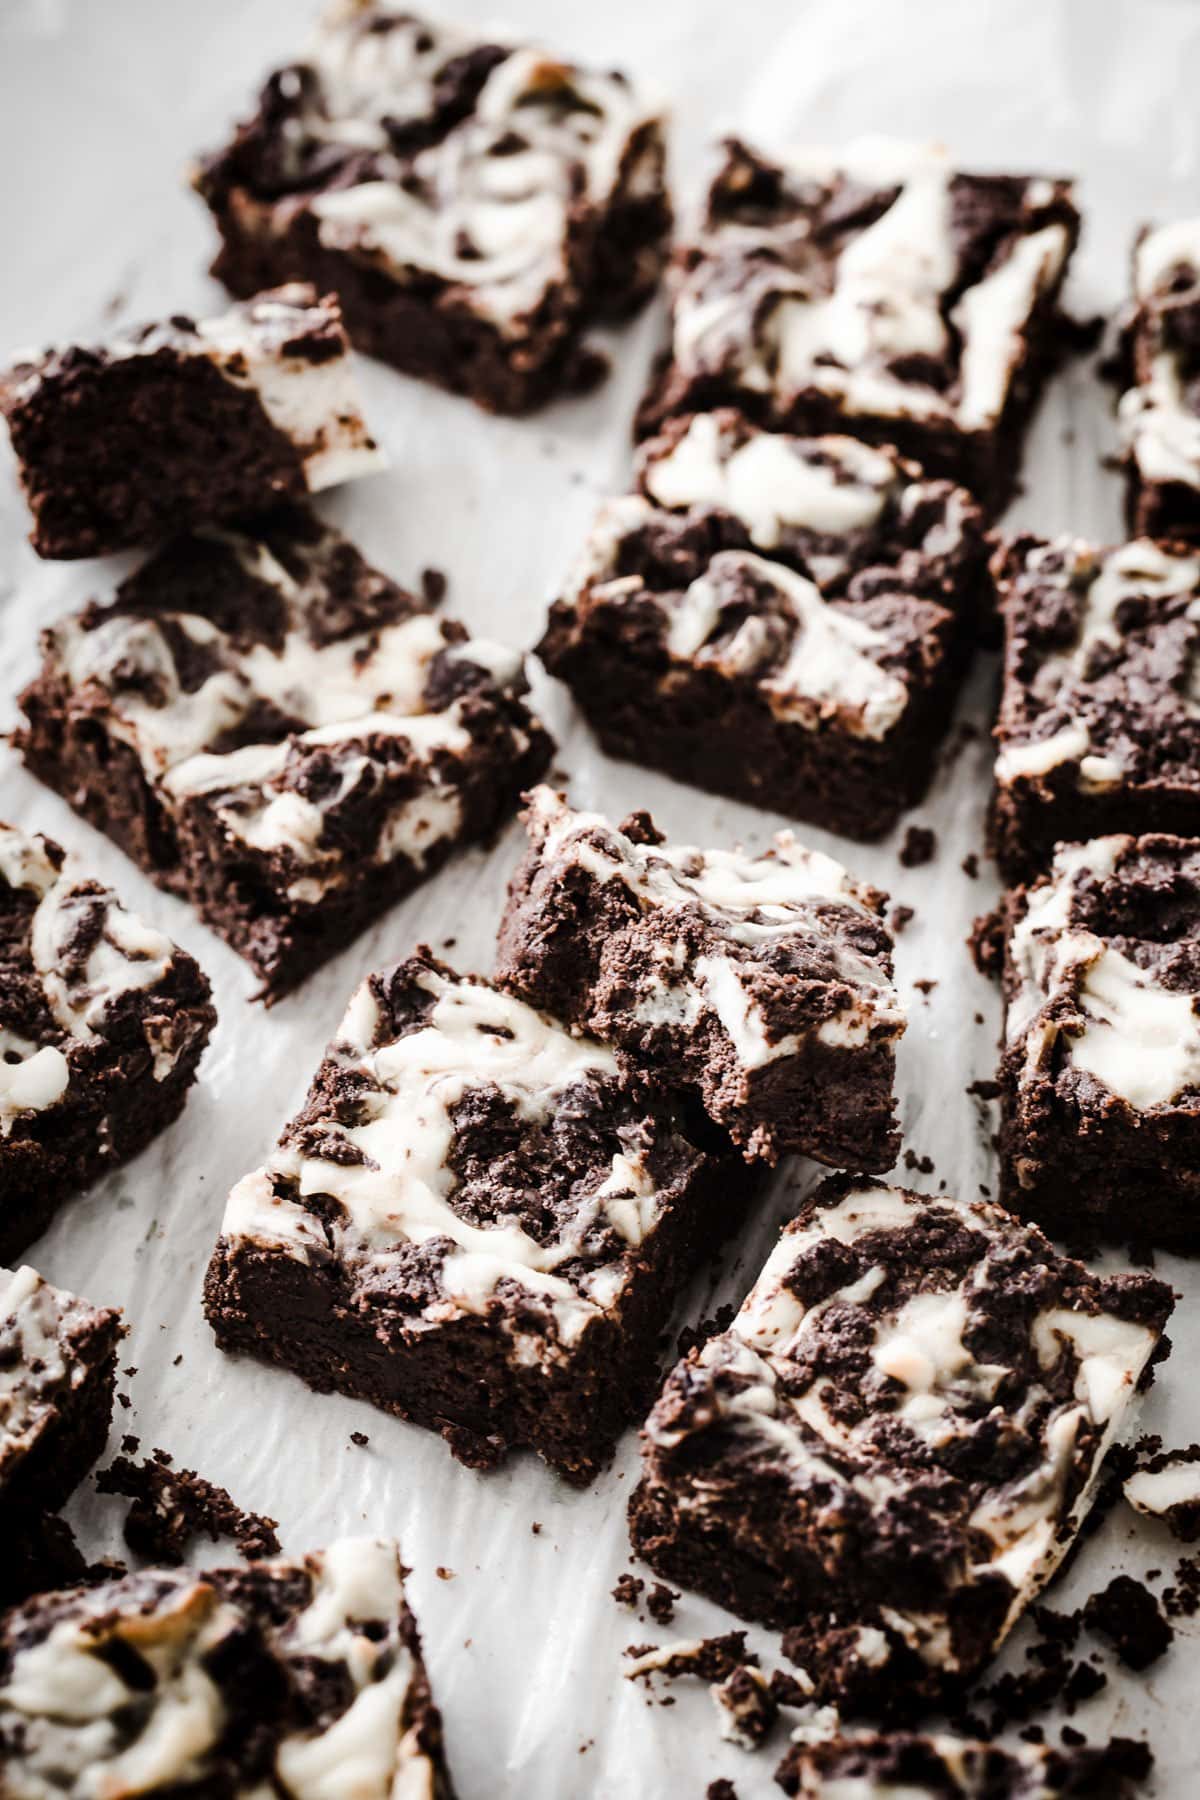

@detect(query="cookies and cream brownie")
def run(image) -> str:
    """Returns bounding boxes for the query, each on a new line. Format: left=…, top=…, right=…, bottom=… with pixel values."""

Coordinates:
left=776, top=1730, right=1139, bottom=1797
left=204, top=948, right=757, bottom=1484
left=0, top=824, right=215, bottom=1260
left=496, top=789, right=904, bottom=1168
left=17, top=509, right=552, bottom=1001
left=1118, top=218, right=1200, bottom=542
left=629, top=1179, right=1172, bottom=1712
left=193, top=3, right=671, bottom=414
left=0, top=285, right=383, bottom=559
left=637, top=136, right=1080, bottom=516
left=998, top=834, right=1200, bottom=1248
left=990, top=534, right=1200, bottom=881
left=538, top=430, right=970, bottom=840
left=0, top=1537, right=455, bottom=1797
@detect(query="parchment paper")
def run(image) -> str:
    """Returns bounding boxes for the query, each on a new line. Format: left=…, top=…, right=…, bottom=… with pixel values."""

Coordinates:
left=1, top=1, right=1199, bottom=1792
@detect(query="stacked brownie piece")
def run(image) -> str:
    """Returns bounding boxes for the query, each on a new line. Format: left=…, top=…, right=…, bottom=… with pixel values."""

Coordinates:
left=0, top=1536, right=455, bottom=1796
left=17, top=510, right=551, bottom=999
left=0, top=1264, right=123, bottom=1607
left=540, top=410, right=989, bottom=839
left=1118, top=217, right=1200, bottom=541
left=629, top=1178, right=1173, bottom=1712
left=1, top=821, right=215, bottom=1257
left=193, top=3, right=671, bottom=413
left=638, top=136, right=1080, bottom=516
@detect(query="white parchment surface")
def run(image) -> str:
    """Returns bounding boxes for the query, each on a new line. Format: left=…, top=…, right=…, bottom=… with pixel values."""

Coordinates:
left=1, top=1, right=1199, bottom=1792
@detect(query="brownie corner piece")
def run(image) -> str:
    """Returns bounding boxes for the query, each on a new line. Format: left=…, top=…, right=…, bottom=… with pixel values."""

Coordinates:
left=999, top=831, right=1200, bottom=1247
left=775, top=1730, right=1139, bottom=1798
left=0, top=1263, right=124, bottom=1518
left=638, top=136, right=1079, bottom=515
left=0, top=1536, right=455, bottom=1796
left=989, top=532, right=1200, bottom=881
left=204, top=947, right=756, bottom=1483
left=0, top=285, right=383, bottom=559
left=539, top=418, right=970, bottom=840
left=629, top=1177, right=1172, bottom=1712
left=1117, top=216, right=1200, bottom=542
left=0, top=821, right=215, bottom=1259
left=16, top=510, right=552, bottom=1000
left=193, top=7, right=671, bottom=413
left=496, top=787, right=904, bottom=1169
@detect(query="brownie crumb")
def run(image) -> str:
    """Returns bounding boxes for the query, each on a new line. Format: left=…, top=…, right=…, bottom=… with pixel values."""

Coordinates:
left=967, top=1078, right=1002, bottom=1103
left=647, top=1581, right=678, bottom=1625
left=912, top=978, right=937, bottom=996
left=435, top=1566, right=455, bottom=1581
left=613, top=1573, right=644, bottom=1608
left=889, top=903, right=914, bottom=934
left=903, top=1150, right=934, bottom=1175
left=968, top=908, right=1005, bottom=979
left=625, top=1632, right=752, bottom=1684
left=961, top=852, right=979, bottom=878
left=1162, top=1554, right=1200, bottom=1619
left=1083, top=1575, right=1173, bottom=1669
left=899, top=825, right=936, bottom=868
left=1123, top=1442, right=1200, bottom=1540
left=712, top=1664, right=777, bottom=1749
left=767, top=1669, right=813, bottom=1708
left=96, top=1449, right=280, bottom=1565
left=420, top=567, right=448, bottom=606
left=677, top=1305, right=736, bottom=1359
left=531, top=1521, right=543, bottom=1535
left=349, top=1430, right=369, bottom=1447
left=120, top=1435, right=140, bottom=1455
left=706, top=1782, right=738, bottom=1800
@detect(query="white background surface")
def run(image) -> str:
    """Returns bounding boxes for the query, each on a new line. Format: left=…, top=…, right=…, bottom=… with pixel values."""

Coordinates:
left=2, top=1, right=1200, bottom=1793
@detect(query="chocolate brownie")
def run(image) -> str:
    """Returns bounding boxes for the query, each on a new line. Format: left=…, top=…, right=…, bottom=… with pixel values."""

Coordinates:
left=0, top=823, right=215, bottom=1259
left=998, top=833, right=1200, bottom=1248
left=538, top=422, right=972, bottom=840
left=0, top=285, right=383, bottom=560
left=776, top=1730, right=1137, bottom=1797
left=204, top=948, right=758, bottom=1484
left=192, top=4, right=670, bottom=414
left=629, top=1178, right=1172, bottom=1713
left=1117, top=219, right=1200, bottom=542
left=496, top=788, right=904, bottom=1168
left=990, top=534, right=1200, bottom=881
left=0, top=1537, right=455, bottom=1797
left=16, top=509, right=552, bottom=1001
left=637, top=136, right=1080, bottom=516
left=0, top=1264, right=122, bottom=1519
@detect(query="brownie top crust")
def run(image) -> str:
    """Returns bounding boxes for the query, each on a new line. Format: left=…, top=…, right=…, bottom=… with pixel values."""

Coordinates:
left=219, top=949, right=714, bottom=1347
left=0, top=823, right=211, bottom=1140
left=0, top=1536, right=445, bottom=1797
left=513, top=786, right=903, bottom=1070
left=35, top=510, right=541, bottom=904
left=0, top=1265, right=121, bottom=1487
left=663, top=135, right=1077, bottom=433
left=195, top=2, right=662, bottom=333
left=642, top=1180, right=1172, bottom=1666
left=0, top=284, right=385, bottom=496
left=1119, top=218, right=1200, bottom=493
left=1005, top=834, right=1200, bottom=1116
left=993, top=535, right=1200, bottom=791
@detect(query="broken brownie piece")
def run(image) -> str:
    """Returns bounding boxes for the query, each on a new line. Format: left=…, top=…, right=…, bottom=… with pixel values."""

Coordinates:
left=0, top=1537, right=454, bottom=1796
left=998, top=833, right=1200, bottom=1248
left=1124, top=1447, right=1200, bottom=1541
left=204, top=948, right=757, bottom=1484
left=16, top=508, right=551, bottom=1001
left=193, top=4, right=671, bottom=414
left=776, top=1730, right=1139, bottom=1797
left=990, top=534, right=1200, bottom=881
left=0, top=824, right=215, bottom=1258
left=637, top=137, right=1080, bottom=517
left=0, top=285, right=383, bottom=559
left=496, top=789, right=904, bottom=1168
left=1117, top=218, right=1200, bottom=543
left=629, top=1178, right=1172, bottom=1712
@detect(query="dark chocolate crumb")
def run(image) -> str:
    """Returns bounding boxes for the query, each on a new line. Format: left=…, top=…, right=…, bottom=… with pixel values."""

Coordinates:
left=903, top=1150, right=934, bottom=1175
left=889, top=904, right=914, bottom=934
left=420, top=567, right=448, bottom=605
left=767, top=1670, right=811, bottom=1708
left=706, top=1783, right=738, bottom=1800
left=899, top=825, right=936, bottom=868
left=647, top=1582, right=678, bottom=1625
left=961, top=852, right=979, bottom=878
left=967, top=1079, right=1002, bottom=1103
left=968, top=909, right=1005, bottom=979
left=913, top=978, right=937, bottom=996
left=349, top=1431, right=369, bottom=1447
left=96, top=1450, right=280, bottom=1565
left=612, top=1573, right=644, bottom=1608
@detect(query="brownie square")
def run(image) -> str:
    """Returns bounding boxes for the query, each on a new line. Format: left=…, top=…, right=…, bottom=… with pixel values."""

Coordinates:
left=538, top=416, right=969, bottom=841
left=989, top=534, right=1200, bottom=882
left=637, top=136, right=1080, bottom=517
left=1118, top=219, right=1200, bottom=542
left=776, top=1730, right=1135, bottom=1798
left=193, top=5, right=671, bottom=414
left=629, top=1178, right=1172, bottom=1713
left=16, top=508, right=552, bottom=1001
left=204, top=948, right=758, bottom=1485
left=0, top=823, right=215, bottom=1260
left=0, top=285, right=384, bottom=560
left=0, top=1537, right=455, bottom=1796
left=496, top=788, right=904, bottom=1169
left=0, top=1264, right=123, bottom=1518
left=998, top=833, right=1200, bottom=1248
